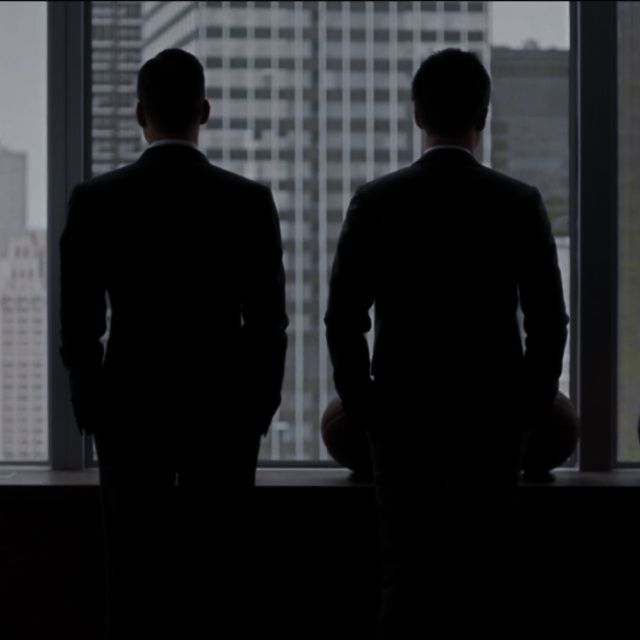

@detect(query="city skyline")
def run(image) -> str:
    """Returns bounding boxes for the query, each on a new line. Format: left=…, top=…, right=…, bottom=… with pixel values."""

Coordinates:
left=136, top=0, right=494, bottom=460
left=0, top=1, right=570, bottom=230
left=0, top=0, right=576, bottom=463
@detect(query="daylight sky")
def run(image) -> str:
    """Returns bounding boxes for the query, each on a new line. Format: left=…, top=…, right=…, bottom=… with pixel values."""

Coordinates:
left=492, top=1, right=569, bottom=49
left=0, top=1, right=569, bottom=229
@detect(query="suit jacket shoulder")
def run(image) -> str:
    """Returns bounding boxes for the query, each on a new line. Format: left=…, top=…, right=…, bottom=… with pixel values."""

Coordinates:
left=348, top=155, right=548, bottom=259
left=357, top=154, right=539, bottom=204
left=73, top=152, right=271, bottom=201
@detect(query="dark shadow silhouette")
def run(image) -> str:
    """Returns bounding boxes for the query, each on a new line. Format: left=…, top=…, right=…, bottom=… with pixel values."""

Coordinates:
left=60, top=49, right=287, bottom=639
left=325, top=49, right=568, bottom=637
left=321, top=390, right=579, bottom=484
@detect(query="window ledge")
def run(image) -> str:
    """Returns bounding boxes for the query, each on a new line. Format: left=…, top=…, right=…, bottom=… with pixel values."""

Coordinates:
left=1, top=468, right=640, bottom=490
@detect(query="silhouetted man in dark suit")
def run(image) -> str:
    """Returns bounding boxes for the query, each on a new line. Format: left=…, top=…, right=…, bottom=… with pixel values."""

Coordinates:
left=60, top=49, right=288, bottom=639
left=325, top=49, right=568, bottom=637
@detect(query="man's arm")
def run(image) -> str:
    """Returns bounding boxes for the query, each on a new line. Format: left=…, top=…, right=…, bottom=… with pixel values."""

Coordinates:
left=518, top=187, right=570, bottom=416
left=325, top=187, right=376, bottom=428
left=241, top=187, right=288, bottom=435
left=59, top=185, right=108, bottom=434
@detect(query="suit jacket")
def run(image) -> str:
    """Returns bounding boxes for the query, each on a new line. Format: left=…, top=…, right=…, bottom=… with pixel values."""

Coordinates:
left=325, top=147, right=568, bottom=446
left=60, top=144, right=288, bottom=438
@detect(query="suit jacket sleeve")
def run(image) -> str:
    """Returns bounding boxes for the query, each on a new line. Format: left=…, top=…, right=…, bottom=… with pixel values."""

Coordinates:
left=241, top=187, right=288, bottom=435
left=517, top=187, right=569, bottom=415
left=324, top=187, right=376, bottom=426
left=59, top=185, right=108, bottom=434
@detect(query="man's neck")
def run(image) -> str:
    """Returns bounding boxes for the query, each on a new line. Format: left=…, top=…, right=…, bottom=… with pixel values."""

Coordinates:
left=144, top=129, right=199, bottom=145
left=425, top=132, right=477, bottom=153
left=148, top=138, right=199, bottom=149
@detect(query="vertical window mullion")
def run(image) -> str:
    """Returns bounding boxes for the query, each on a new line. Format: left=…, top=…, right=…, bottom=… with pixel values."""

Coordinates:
left=48, top=1, right=88, bottom=470
left=576, top=1, right=618, bottom=471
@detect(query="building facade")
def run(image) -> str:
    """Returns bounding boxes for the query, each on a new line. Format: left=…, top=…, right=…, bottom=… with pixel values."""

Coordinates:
left=92, top=0, right=143, bottom=175
left=491, top=45, right=569, bottom=236
left=618, top=1, right=640, bottom=461
left=0, top=146, right=27, bottom=259
left=0, top=231, right=47, bottom=461
left=490, top=44, right=570, bottom=397
left=0, top=144, right=47, bottom=462
left=135, top=0, right=491, bottom=460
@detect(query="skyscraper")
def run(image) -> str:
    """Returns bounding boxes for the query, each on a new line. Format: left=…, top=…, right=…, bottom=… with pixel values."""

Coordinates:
left=134, top=0, right=491, bottom=460
left=491, top=45, right=569, bottom=236
left=92, top=0, right=143, bottom=175
left=490, top=44, right=570, bottom=396
left=0, top=144, right=47, bottom=462
left=0, top=145, right=27, bottom=259
left=0, top=230, right=47, bottom=461
left=618, top=1, right=640, bottom=461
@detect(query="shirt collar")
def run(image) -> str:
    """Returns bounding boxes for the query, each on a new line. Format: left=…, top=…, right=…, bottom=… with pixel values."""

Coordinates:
left=422, top=144, right=474, bottom=157
left=148, top=139, right=204, bottom=154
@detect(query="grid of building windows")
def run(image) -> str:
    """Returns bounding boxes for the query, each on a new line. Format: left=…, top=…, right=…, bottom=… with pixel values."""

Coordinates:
left=132, top=0, right=491, bottom=460
left=0, top=231, right=47, bottom=461
left=0, top=142, right=48, bottom=461
left=92, top=0, right=143, bottom=174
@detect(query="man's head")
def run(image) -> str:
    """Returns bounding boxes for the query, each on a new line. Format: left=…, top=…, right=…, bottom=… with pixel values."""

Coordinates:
left=412, top=49, right=491, bottom=146
left=136, top=48, right=210, bottom=142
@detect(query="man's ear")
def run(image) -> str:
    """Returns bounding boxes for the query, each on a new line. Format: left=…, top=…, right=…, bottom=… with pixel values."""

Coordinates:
left=200, top=99, right=211, bottom=125
left=475, top=106, right=488, bottom=133
left=136, top=101, right=147, bottom=128
left=413, top=108, right=425, bottom=131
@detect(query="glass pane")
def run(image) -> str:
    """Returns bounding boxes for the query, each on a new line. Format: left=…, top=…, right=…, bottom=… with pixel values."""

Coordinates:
left=0, top=2, right=48, bottom=463
left=90, top=1, right=571, bottom=463
left=91, top=1, right=143, bottom=175
left=491, top=1, right=571, bottom=400
left=618, top=1, right=640, bottom=462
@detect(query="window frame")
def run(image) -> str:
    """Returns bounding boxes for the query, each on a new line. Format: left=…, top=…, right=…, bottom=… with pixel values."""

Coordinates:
left=574, top=1, right=618, bottom=470
left=49, top=1, right=90, bottom=469
left=44, top=1, right=621, bottom=471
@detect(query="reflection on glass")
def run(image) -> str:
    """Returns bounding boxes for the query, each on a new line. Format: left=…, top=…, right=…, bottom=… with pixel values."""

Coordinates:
left=0, top=1, right=48, bottom=462
left=91, top=1, right=570, bottom=462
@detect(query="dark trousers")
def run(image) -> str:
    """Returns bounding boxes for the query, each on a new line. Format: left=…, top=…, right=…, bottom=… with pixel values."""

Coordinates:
left=94, top=426, right=262, bottom=640
left=369, top=419, right=524, bottom=638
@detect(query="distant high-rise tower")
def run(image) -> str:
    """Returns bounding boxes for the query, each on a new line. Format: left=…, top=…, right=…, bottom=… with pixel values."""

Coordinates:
left=617, top=1, right=640, bottom=460
left=91, top=1, right=143, bottom=175
left=0, top=145, right=47, bottom=462
left=138, top=0, right=490, bottom=460
left=0, top=145, right=27, bottom=259
left=491, top=45, right=569, bottom=236
left=0, top=231, right=47, bottom=461
left=491, top=44, right=570, bottom=397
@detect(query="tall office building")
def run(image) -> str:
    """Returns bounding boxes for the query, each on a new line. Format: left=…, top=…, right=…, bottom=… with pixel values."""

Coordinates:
left=0, top=230, right=47, bottom=461
left=92, top=1, right=143, bottom=175
left=491, top=45, right=569, bottom=236
left=618, top=1, right=640, bottom=461
left=136, top=0, right=490, bottom=460
left=0, top=146, right=27, bottom=259
left=490, top=45, right=570, bottom=396
left=0, top=146, right=47, bottom=462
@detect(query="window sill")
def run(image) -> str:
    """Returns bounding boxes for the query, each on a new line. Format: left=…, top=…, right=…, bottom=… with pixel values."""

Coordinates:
left=1, top=467, right=640, bottom=491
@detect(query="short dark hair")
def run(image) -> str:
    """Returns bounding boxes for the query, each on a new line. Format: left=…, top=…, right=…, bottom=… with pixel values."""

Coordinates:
left=137, top=49, right=205, bottom=134
left=411, top=49, right=491, bottom=137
